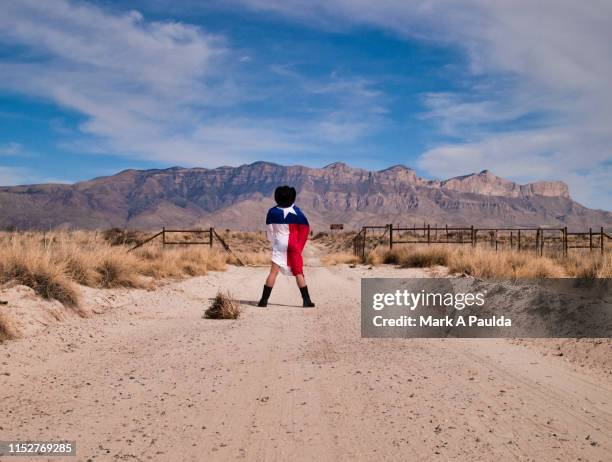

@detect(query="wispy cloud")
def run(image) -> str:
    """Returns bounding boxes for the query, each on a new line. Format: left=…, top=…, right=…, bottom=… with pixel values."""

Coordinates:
left=236, top=0, right=612, bottom=209
left=0, top=0, right=386, bottom=167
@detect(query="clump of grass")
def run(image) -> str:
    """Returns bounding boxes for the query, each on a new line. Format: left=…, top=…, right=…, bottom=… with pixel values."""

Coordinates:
left=204, top=291, right=241, bottom=319
left=448, top=247, right=565, bottom=279
left=321, top=252, right=359, bottom=266
left=366, top=247, right=386, bottom=265
left=54, top=242, right=100, bottom=286
left=0, top=243, right=80, bottom=306
left=135, top=247, right=227, bottom=278
left=562, top=253, right=612, bottom=278
left=95, top=248, right=144, bottom=288
left=365, top=244, right=569, bottom=279
left=398, top=247, right=450, bottom=268
left=365, top=246, right=450, bottom=268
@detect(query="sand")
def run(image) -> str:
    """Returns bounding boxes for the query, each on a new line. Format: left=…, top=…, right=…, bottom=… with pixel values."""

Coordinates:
left=1, top=245, right=611, bottom=461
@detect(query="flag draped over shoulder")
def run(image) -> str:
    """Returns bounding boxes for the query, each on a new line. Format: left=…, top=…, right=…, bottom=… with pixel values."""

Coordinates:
left=265, top=205, right=310, bottom=276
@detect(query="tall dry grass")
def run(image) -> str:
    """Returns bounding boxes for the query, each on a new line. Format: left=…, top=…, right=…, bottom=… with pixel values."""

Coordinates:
left=0, top=241, right=80, bottom=306
left=364, top=244, right=610, bottom=279
left=0, top=231, right=232, bottom=306
left=321, top=252, right=360, bottom=266
left=563, top=252, right=612, bottom=278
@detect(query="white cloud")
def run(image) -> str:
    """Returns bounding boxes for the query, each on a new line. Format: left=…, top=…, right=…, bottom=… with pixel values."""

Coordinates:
left=236, top=0, right=612, bottom=209
left=0, top=0, right=384, bottom=167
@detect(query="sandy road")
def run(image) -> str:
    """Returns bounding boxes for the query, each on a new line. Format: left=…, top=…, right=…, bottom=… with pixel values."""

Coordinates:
left=1, top=245, right=611, bottom=461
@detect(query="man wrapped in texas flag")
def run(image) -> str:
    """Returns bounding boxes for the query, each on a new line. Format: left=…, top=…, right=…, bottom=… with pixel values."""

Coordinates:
left=257, top=186, right=315, bottom=308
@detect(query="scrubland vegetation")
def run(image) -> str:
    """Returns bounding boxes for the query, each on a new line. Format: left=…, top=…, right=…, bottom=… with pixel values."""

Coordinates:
left=2, top=228, right=609, bottom=312
left=363, top=245, right=612, bottom=278
left=315, top=231, right=612, bottom=278
left=0, top=230, right=270, bottom=307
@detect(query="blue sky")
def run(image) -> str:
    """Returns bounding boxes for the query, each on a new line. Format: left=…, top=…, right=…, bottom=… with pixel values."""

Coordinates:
left=0, top=0, right=610, bottom=210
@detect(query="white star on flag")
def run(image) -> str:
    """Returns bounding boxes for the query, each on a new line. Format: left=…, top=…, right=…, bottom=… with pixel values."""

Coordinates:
left=280, top=205, right=297, bottom=218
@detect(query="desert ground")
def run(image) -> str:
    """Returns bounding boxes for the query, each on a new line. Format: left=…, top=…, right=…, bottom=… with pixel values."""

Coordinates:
left=1, top=243, right=611, bottom=461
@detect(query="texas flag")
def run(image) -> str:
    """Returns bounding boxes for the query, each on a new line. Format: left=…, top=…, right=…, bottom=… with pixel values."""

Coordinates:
left=266, top=205, right=310, bottom=276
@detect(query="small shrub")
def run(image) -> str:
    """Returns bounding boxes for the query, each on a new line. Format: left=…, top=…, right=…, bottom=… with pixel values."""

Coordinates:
left=204, top=291, right=241, bottom=319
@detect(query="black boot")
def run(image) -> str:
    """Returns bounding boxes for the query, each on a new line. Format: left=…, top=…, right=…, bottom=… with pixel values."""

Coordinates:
left=258, top=285, right=273, bottom=307
left=300, top=286, right=315, bottom=308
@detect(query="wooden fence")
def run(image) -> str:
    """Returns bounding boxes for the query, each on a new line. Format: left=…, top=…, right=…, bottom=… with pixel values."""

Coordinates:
left=353, top=224, right=611, bottom=260
left=129, top=227, right=244, bottom=265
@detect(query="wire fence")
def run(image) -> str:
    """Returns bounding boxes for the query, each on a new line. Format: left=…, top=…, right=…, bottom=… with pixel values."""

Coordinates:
left=353, top=224, right=611, bottom=260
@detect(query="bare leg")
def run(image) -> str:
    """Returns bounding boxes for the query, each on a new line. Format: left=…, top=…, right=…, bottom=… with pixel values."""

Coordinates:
left=295, top=274, right=306, bottom=288
left=265, top=263, right=281, bottom=287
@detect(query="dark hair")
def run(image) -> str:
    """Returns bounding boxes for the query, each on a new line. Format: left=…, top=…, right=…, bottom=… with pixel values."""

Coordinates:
left=274, top=185, right=296, bottom=208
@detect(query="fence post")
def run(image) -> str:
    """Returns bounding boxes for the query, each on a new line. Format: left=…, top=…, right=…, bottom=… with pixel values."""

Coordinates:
left=209, top=227, right=214, bottom=248
left=470, top=226, right=475, bottom=247
left=602, top=227, right=605, bottom=255
left=518, top=229, right=521, bottom=251
left=427, top=224, right=431, bottom=245
left=589, top=228, right=593, bottom=252
left=388, top=224, right=393, bottom=249
left=162, top=226, right=166, bottom=247
left=563, top=227, right=568, bottom=256
left=510, top=231, right=514, bottom=250
left=362, top=227, right=367, bottom=261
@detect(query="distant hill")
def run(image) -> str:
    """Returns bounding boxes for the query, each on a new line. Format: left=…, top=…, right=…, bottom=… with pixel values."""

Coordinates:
left=1, top=161, right=610, bottom=230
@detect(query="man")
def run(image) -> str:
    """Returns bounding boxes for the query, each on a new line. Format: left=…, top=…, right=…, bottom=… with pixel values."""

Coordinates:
left=257, top=185, right=315, bottom=308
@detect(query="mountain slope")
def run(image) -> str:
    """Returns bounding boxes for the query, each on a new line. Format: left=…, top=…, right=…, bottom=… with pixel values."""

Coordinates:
left=0, top=162, right=610, bottom=230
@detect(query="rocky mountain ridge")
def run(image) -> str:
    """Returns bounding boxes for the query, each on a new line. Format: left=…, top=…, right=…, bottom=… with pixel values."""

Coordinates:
left=0, top=161, right=609, bottom=230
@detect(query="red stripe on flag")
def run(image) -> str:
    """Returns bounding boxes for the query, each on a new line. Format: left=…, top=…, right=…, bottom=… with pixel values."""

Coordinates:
left=287, top=223, right=309, bottom=275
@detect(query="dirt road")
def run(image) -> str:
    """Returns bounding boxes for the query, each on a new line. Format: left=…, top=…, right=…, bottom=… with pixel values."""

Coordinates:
left=1, top=246, right=611, bottom=461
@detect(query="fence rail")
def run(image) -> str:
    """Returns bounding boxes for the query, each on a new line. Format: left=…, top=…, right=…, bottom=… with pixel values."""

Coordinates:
left=129, top=227, right=244, bottom=265
left=353, top=224, right=611, bottom=261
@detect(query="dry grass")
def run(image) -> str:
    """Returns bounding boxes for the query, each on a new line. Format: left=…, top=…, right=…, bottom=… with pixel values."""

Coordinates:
left=563, top=252, right=612, bottom=278
left=312, top=231, right=358, bottom=253
left=0, top=231, right=235, bottom=306
left=321, top=252, right=360, bottom=266
left=0, top=241, right=80, bottom=306
left=95, top=249, right=145, bottom=288
left=227, top=251, right=270, bottom=266
left=447, top=247, right=565, bottom=279
left=204, top=290, right=241, bottom=319
left=135, top=246, right=227, bottom=279
left=372, top=246, right=450, bottom=267
left=364, top=244, right=609, bottom=279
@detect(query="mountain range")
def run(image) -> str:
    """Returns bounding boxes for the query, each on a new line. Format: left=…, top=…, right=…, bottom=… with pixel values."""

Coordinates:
left=1, top=161, right=610, bottom=230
